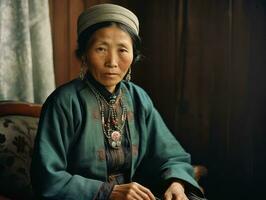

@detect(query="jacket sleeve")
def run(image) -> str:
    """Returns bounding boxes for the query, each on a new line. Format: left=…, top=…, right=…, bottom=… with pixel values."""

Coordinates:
left=136, top=91, right=204, bottom=197
left=30, top=95, right=106, bottom=200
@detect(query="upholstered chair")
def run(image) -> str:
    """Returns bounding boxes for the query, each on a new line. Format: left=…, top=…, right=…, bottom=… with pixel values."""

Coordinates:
left=0, top=101, right=41, bottom=200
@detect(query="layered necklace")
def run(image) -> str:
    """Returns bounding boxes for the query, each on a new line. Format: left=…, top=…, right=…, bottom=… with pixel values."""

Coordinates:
left=88, top=82, right=127, bottom=149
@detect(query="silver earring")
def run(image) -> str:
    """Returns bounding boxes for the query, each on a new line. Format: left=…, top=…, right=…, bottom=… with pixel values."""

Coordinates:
left=125, top=68, right=131, bottom=82
left=79, top=67, right=85, bottom=80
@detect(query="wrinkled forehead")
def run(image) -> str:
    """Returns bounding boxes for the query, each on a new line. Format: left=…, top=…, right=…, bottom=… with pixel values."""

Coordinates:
left=87, top=25, right=134, bottom=48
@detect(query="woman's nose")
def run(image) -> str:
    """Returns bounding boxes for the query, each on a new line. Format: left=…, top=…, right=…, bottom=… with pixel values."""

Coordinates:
left=105, top=51, right=118, bottom=68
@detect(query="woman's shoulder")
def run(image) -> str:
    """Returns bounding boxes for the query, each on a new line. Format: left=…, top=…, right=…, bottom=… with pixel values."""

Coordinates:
left=121, top=81, right=154, bottom=108
left=44, top=78, right=86, bottom=105
left=122, top=81, right=149, bottom=96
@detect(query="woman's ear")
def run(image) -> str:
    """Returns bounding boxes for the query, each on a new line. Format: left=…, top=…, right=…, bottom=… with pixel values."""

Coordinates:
left=79, top=55, right=88, bottom=80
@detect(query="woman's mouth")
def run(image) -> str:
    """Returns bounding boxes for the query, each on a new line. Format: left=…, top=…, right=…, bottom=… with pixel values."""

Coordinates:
left=104, top=73, right=119, bottom=77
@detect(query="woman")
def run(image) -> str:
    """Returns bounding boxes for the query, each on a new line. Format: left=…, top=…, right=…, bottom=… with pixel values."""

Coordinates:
left=31, top=4, right=206, bottom=200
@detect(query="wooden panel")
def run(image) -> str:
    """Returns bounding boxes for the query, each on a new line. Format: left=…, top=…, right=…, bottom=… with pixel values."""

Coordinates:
left=49, top=0, right=84, bottom=86
left=176, top=0, right=226, bottom=161
left=221, top=0, right=251, bottom=198
left=69, top=0, right=84, bottom=79
left=49, top=0, right=69, bottom=86
left=247, top=0, right=266, bottom=197
left=131, top=0, right=182, bottom=136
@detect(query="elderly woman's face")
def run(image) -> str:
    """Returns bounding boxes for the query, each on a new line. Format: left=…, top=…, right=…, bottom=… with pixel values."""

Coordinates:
left=85, top=25, right=134, bottom=93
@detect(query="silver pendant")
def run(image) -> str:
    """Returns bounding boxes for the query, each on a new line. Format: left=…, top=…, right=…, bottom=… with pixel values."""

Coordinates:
left=111, top=131, right=121, bottom=141
left=109, top=131, right=122, bottom=149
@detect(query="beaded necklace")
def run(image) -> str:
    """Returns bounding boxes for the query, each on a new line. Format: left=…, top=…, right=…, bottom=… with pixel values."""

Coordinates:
left=88, top=82, right=127, bottom=149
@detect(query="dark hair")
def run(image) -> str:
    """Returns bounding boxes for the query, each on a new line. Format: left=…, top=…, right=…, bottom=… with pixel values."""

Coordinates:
left=75, top=21, right=142, bottom=65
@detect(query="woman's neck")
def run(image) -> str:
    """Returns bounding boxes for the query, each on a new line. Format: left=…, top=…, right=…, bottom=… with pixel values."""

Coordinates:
left=85, top=73, right=121, bottom=101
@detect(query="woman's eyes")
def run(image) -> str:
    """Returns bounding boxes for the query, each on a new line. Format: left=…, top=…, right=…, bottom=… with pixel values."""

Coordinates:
left=95, top=47, right=129, bottom=54
left=119, top=48, right=128, bottom=53
left=96, top=47, right=106, bottom=52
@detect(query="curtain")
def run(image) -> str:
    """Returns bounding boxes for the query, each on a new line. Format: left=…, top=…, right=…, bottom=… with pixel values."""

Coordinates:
left=0, top=0, right=55, bottom=103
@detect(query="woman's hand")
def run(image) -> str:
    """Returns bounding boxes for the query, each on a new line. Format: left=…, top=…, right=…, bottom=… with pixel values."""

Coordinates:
left=164, top=182, right=188, bottom=200
left=109, top=182, right=156, bottom=200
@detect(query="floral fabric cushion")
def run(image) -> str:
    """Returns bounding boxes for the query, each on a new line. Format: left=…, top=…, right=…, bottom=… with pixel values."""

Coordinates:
left=0, top=115, right=39, bottom=199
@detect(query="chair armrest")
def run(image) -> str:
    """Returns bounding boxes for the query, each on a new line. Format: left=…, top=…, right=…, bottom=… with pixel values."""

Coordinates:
left=193, top=165, right=208, bottom=182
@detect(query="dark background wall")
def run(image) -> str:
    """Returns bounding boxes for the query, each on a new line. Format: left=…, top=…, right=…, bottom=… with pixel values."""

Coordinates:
left=49, top=0, right=266, bottom=199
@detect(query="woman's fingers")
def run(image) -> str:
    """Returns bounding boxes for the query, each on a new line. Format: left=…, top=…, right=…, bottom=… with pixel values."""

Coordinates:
left=110, top=182, right=155, bottom=200
left=132, top=182, right=155, bottom=200
left=164, top=181, right=189, bottom=200
left=164, top=192, right=172, bottom=200
left=165, top=193, right=189, bottom=200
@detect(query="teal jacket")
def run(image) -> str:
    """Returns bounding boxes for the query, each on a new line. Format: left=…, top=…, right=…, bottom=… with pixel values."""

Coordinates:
left=31, top=78, right=201, bottom=199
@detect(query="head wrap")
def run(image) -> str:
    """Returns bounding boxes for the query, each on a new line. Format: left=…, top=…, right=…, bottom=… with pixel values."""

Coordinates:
left=77, top=4, right=139, bottom=36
